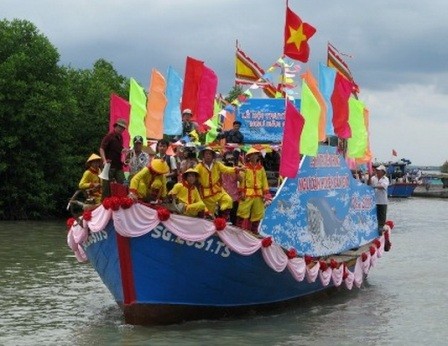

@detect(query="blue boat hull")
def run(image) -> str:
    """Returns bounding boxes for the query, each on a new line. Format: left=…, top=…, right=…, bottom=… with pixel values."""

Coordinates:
left=83, top=221, right=353, bottom=325
left=387, top=183, right=417, bottom=197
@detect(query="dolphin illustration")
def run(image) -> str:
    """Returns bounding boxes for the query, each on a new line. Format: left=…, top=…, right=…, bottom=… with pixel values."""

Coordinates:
left=306, top=198, right=346, bottom=237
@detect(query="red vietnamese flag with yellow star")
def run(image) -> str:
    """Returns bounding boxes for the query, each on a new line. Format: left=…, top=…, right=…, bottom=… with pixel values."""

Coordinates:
left=283, top=6, right=316, bottom=62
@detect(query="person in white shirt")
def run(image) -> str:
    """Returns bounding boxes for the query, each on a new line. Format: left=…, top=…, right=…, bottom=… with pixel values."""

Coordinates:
left=370, top=165, right=389, bottom=230
left=126, top=136, right=150, bottom=181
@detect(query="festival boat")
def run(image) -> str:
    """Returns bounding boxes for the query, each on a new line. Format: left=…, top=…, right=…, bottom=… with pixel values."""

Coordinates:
left=67, top=144, right=394, bottom=325
left=382, top=160, right=418, bottom=198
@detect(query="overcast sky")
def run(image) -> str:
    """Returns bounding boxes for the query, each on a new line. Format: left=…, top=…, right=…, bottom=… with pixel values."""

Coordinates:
left=2, top=0, right=448, bottom=166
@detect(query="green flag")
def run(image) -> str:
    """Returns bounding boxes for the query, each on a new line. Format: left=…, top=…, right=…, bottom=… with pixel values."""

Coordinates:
left=347, top=97, right=367, bottom=158
left=299, top=79, right=320, bottom=156
left=205, top=100, right=220, bottom=144
left=129, top=78, right=147, bottom=142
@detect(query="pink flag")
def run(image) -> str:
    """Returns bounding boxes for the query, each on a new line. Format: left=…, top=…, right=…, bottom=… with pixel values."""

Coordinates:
left=110, top=94, right=130, bottom=148
left=279, top=100, right=305, bottom=178
left=181, top=56, right=204, bottom=120
left=196, top=65, right=218, bottom=131
left=392, top=149, right=398, bottom=157
left=331, top=73, right=353, bottom=139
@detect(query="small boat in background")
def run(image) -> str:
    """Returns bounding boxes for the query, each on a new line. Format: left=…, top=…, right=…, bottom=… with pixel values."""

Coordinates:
left=381, top=160, right=418, bottom=198
left=413, top=173, right=448, bottom=198
left=388, top=181, right=418, bottom=198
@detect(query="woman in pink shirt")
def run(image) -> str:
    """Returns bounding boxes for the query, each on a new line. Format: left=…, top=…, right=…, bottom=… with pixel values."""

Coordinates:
left=221, top=151, right=241, bottom=225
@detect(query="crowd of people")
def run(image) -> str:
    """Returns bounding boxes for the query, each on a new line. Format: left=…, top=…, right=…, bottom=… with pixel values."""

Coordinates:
left=77, top=110, right=389, bottom=233
left=78, top=111, right=274, bottom=234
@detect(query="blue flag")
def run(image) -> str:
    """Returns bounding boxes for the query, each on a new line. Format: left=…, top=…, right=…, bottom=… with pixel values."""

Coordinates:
left=163, top=66, right=183, bottom=135
left=318, top=62, right=336, bottom=136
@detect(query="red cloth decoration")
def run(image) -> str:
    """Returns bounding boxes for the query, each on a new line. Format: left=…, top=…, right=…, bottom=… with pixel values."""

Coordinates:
left=279, top=100, right=305, bottom=178
left=214, top=217, right=227, bottom=231
left=361, top=252, right=368, bottom=262
left=373, top=239, right=381, bottom=249
left=110, top=196, right=121, bottom=211
left=102, top=197, right=113, bottom=210
left=384, top=230, right=390, bottom=241
left=384, top=240, right=392, bottom=252
left=331, top=73, right=353, bottom=139
left=181, top=56, right=204, bottom=119
left=330, top=259, right=339, bottom=269
left=120, top=197, right=134, bottom=209
left=286, top=248, right=297, bottom=259
left=66, top=217, right=76, bottom=229
left=369, top=245, right=376, bottom=256
left=304, top=255, right=313, bottom=265
left=261, top=237, right=273, bottom=248
left=102, top=196, right=121, bottom=210
left=385, top=220, right=394, bottom=229
left=157, top=207, right=171, bottom=221
left=283, top=6, right=316, bottom=62
left=319, top=260, right=328, bottom=271
left=82, top=210, right=92, bottom=221
left=196, top=65, right=218, bottom=132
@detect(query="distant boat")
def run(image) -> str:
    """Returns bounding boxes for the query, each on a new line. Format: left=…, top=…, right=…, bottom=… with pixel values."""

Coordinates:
left=388, top=181, right=418, bottom=198
left=67, top=145, right=393, bottom=325
left=381, top=160, right=418, bottom=198
left=413, top=173, right=448, bottom=198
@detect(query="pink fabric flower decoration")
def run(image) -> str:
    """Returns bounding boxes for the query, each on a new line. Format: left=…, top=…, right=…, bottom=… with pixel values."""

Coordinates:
left=157, top=207, right=171, bottom=221
left=304, top=255, right=313, bottom=265
left=66, top=217, right=76, bottom=229
left=261, top=237, right=273, bottom=248
left=214, top=218, right=227, bottom=231
left=110, top=196, right=121, bottom=211
left=361, top=252, right=368, bottom=262
left=82, top=210, right=92, bottom=221
left=385, top=220, right=394, bottom=229
left=319, top=260, right=327, bottom=271
left=102, top=197, right=112, bottom=210
left=373, top=239, right=381, bottom=249
left=120, top=197, right=134, bottom=209
left=330, top=259, right=339, bottom=269
left=286, top=248, right=297, bottom=259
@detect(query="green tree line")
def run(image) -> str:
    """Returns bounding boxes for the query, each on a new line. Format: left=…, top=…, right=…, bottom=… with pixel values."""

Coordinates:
left=0, top=19, right=128, bottom=220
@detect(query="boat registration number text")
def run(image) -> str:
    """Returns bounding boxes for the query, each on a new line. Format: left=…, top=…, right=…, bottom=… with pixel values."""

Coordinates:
left=150, top=224, right=231, bottom=258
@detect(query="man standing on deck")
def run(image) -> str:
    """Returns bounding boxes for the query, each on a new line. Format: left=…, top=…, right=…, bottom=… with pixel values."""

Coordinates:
left=370, top=165, right=389, bottom=231
left=99, top=118, right=127, bottom=199
left=217, top=121, right=244, bottom=162
left=194, top=147, right=243, bottom=221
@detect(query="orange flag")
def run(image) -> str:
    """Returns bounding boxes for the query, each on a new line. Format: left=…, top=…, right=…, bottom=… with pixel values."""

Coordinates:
left=146, top=69, right=167, bottom=140
left=283, top=6, right=316, bottom=62
left=302, top=70, right=326, bottom=141
left=222, top=110, right=235, bottom=131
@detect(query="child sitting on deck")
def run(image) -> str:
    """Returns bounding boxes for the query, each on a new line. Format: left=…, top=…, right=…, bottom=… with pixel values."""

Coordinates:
left=78, top=153, right=102, bottom=205
left=128, top=159, right=169, bottom=203
left=168, top=168, right=206, bottom=217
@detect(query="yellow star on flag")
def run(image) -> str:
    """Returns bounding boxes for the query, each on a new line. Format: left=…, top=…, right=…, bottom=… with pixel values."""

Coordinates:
left=287, top=24, right=307, bottom=50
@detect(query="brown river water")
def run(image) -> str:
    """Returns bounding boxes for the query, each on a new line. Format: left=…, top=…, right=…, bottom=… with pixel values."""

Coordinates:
left=1, top=197, right=447, bottom=345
